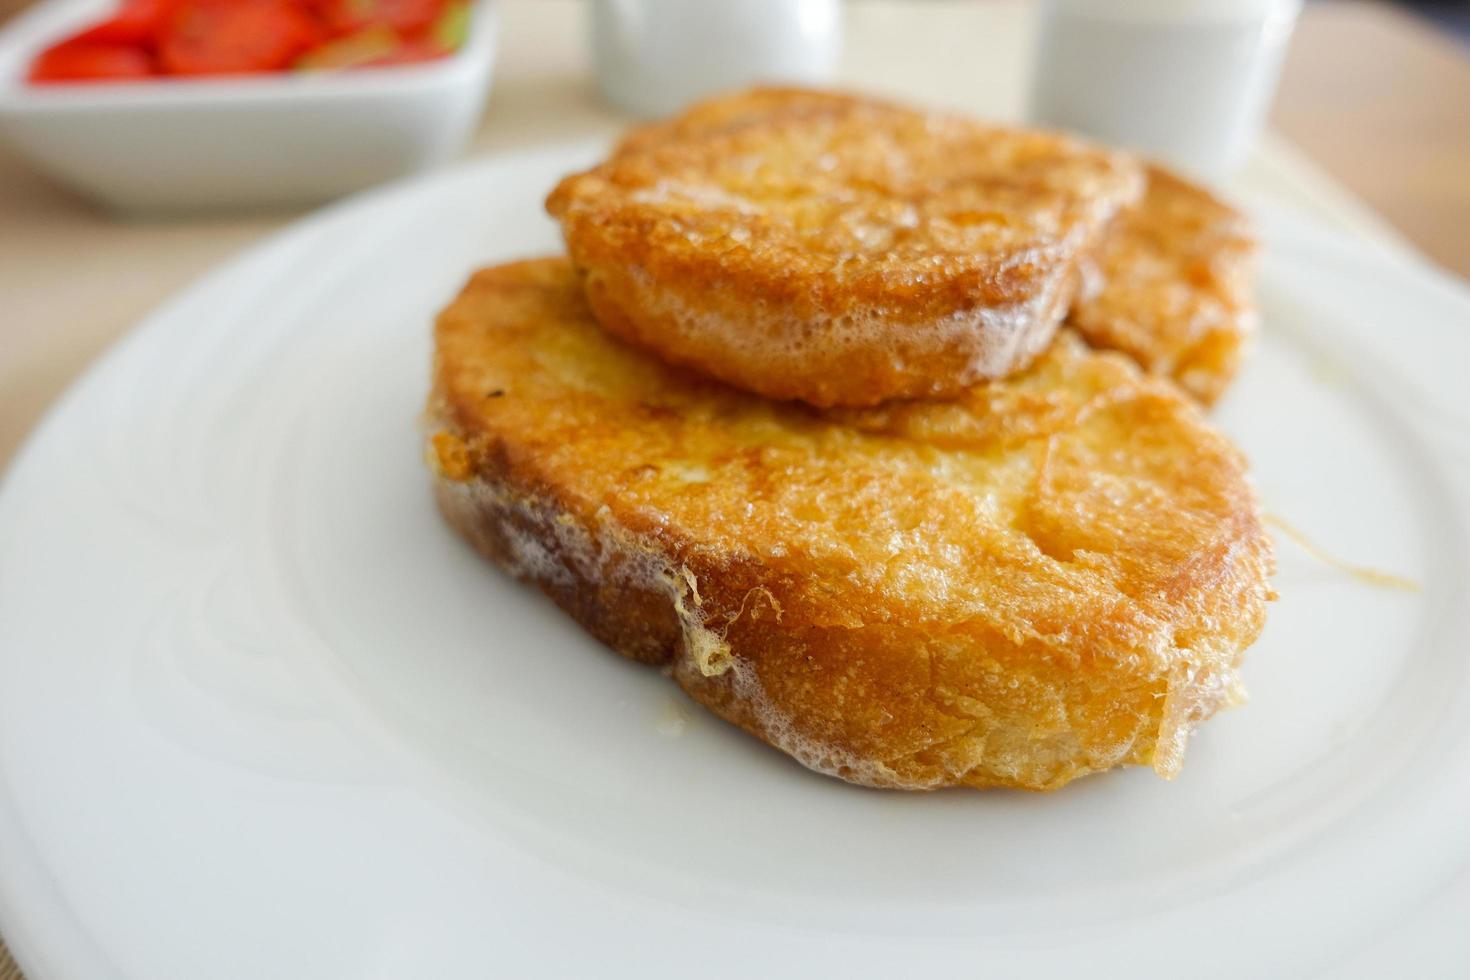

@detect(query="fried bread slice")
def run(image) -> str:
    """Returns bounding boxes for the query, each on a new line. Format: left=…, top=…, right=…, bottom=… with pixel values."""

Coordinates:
left=546, top=88, right=1144, bottom=408
left=1069, top=166, right=1257, bottom=405
left=606, top=89, right=1259, bottom=406
left=427, top=258, right=1274, bottom=791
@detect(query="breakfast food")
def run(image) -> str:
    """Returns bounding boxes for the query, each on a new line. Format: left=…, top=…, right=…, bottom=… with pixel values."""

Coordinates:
left=1069, top=166, right=1257, bottom=404
left=593, top=88, right=1259, bottom=407
left=546, top=89, right=1144, bottom=407
left=27, top=0, right=468, bottom=83
left=427, top=259, right=1274, bottom=791
left=428, top=87, right=1273, bottom=791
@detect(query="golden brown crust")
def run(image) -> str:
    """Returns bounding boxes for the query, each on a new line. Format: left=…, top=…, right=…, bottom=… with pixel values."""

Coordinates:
left=546, top=87, right=1144, bottom=407
left=428, top=259, right=1274, bottom=791
left=1069, top=166, right=1257, bottom=405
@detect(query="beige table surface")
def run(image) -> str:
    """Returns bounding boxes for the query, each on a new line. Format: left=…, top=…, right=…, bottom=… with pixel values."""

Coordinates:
left=0, top=1, right=1466, bottom=976
left=1272, top=0, right=1470, bottom=279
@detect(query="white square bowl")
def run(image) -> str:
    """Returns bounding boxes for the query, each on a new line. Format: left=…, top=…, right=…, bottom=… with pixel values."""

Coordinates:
left=0, top=0, right=497, bottom=212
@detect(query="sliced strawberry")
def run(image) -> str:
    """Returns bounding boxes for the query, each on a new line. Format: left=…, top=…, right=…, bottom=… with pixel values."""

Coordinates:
left=159, top=0, right=323, bottom=75
left=317, top=0, right=443, bottom=37
left=70, top=0, right=170, bottom=45
left=28, top=40, right=154, bottom=82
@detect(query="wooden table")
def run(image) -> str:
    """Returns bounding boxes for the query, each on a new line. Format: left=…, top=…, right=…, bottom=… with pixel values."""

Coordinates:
left=0, top=1, right=1466, bottom=976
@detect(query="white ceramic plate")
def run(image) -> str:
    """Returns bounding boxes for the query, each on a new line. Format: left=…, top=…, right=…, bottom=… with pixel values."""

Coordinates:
left=2, top=144, right=1469, bottom=980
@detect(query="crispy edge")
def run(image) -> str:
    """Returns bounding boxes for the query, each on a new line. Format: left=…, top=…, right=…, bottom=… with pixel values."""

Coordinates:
left=1070, top=167, right=1258, bottom=405
left=573, top=252, right=1080, bottom=406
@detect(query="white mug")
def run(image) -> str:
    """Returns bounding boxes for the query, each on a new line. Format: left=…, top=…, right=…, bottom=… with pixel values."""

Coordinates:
left=590, top=0, right=842, bottom=118
left=1028, top=0, right=1302, bottom=180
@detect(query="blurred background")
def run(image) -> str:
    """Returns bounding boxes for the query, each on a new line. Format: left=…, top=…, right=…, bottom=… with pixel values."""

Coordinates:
left=1, top=0, right=1467, bottom=461
left=0, top=0, right=1467, bottom=458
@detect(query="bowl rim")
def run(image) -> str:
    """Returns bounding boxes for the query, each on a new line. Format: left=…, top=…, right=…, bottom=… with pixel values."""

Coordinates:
left=0, top=0, right=498, bottom=112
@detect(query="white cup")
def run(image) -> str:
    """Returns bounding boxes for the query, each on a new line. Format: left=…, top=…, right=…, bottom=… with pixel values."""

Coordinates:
left=590, top=0, right=842, bottom=118
left=1028, top=0, right=1301, bottom=180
